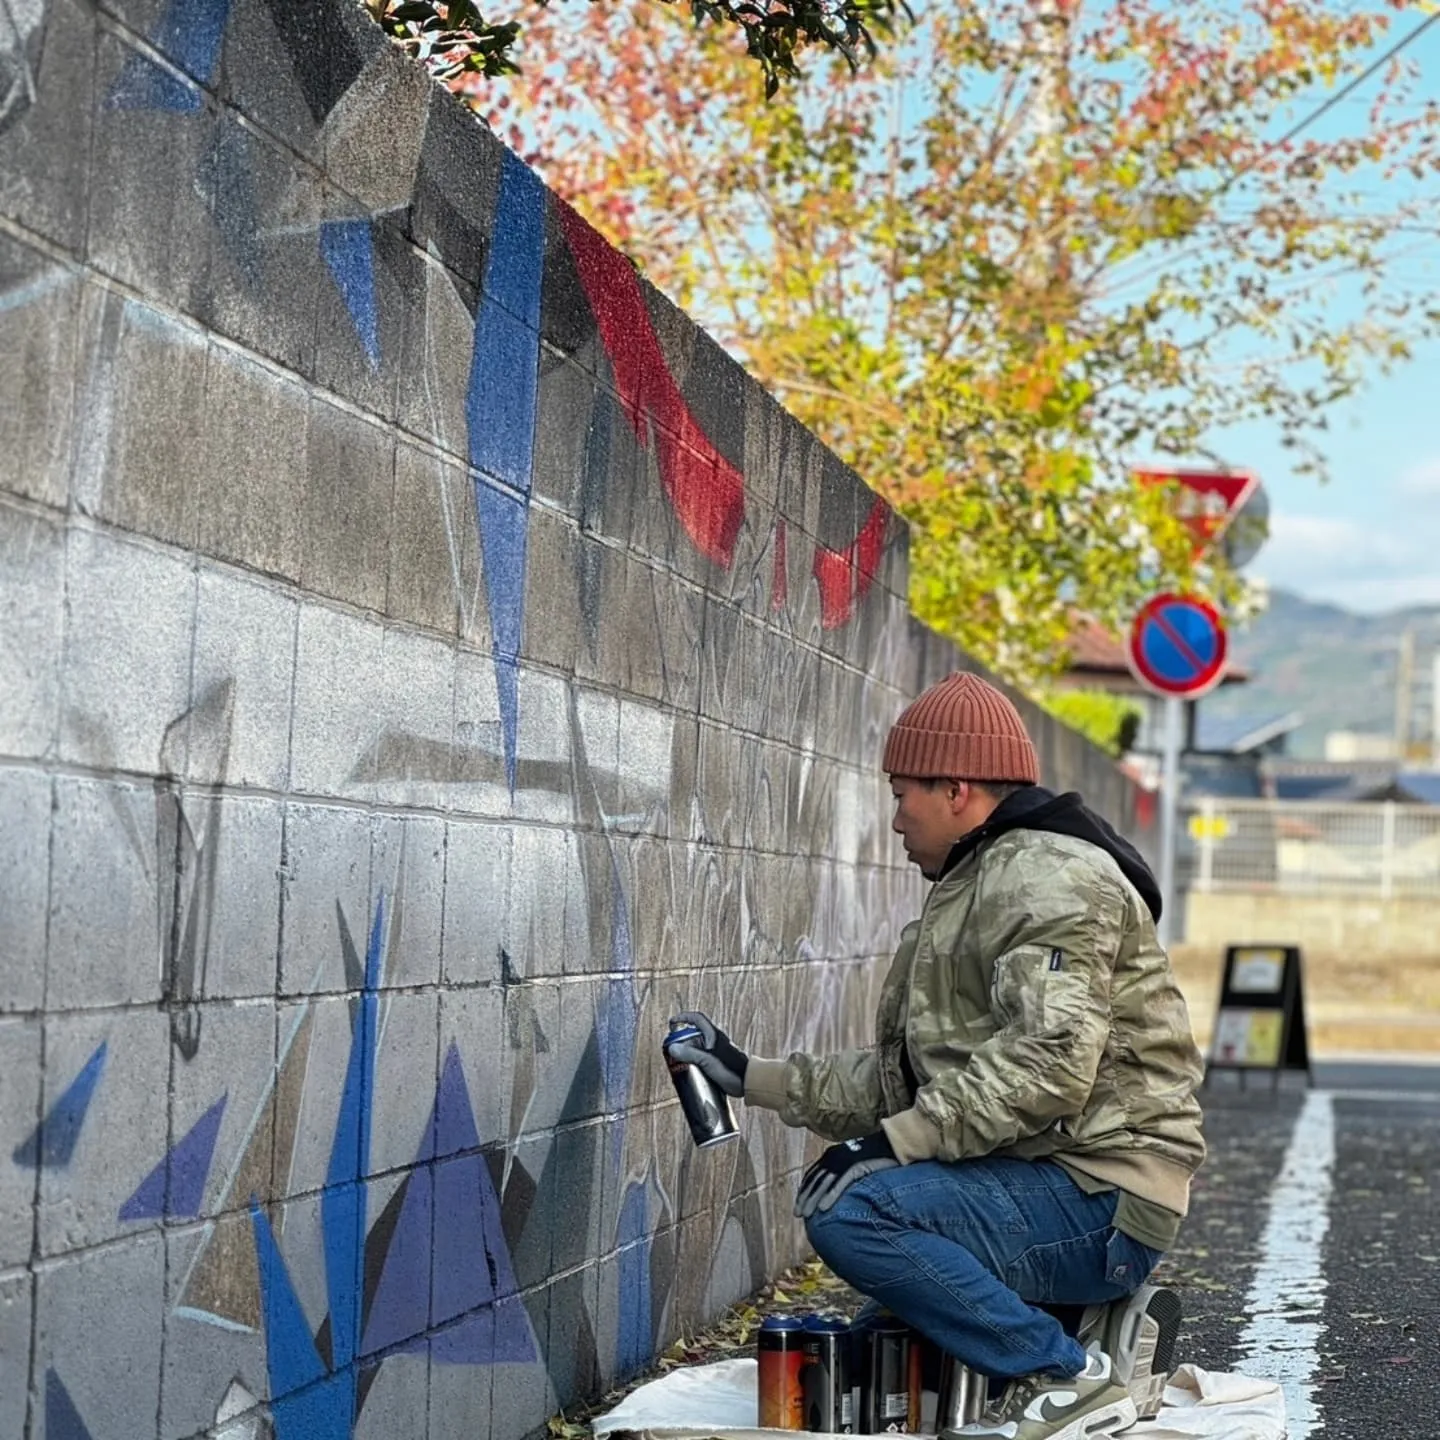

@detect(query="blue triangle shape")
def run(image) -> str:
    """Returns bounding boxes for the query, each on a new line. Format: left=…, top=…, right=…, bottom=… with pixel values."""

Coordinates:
left=14, top=1042, right=107, bottom=1169
left=120, top=1093, right=227, bottom=1220
left=107, top=52, right=203, bottom=113
left=320, top=220, right=381, bottom=368
left=46, top=1369, right=97, bottom=1440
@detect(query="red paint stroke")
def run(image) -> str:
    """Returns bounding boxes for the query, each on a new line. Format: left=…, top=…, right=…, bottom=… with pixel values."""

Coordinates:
left=812, top=497, right=888, bottom=629
left=770, top=519, right=788, bottom=612
left=559, top=204, right=746, bottom=568
left=1135, top=787, right=1157, bottom=830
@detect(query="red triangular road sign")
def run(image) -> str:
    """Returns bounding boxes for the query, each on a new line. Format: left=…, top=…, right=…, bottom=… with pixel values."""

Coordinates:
left=1134, top=468, right=1258, bottom=554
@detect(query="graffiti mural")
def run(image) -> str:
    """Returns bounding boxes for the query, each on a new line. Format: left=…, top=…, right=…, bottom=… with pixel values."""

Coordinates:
left=0, top=2, right=1153, bottom=1438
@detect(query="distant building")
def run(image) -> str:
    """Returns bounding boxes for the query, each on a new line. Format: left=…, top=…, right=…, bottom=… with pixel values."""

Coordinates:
left=1323, top=730, right=1399, bottom=763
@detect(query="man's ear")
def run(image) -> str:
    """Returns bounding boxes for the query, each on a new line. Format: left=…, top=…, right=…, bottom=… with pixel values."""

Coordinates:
left=947, top=779, right=970, bottom=815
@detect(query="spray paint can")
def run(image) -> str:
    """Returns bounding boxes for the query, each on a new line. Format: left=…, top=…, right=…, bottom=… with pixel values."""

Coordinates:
left=800, top=1314, right=852, bottom=1433
left=663, top=1023, right=740, bottom=1149
left=758, top=1316, right=806, bottom=1430
left=858, top=1318, right=911, bottom=1433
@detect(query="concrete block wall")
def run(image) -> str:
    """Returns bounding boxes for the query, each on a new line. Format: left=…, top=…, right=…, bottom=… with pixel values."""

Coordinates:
left=0, top=4, right=1152, bottom=1438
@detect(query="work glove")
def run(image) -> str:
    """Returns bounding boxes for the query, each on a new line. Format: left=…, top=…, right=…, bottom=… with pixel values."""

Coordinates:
left=794, top=1132, right=900, bottom=1219
left=667, top=1011, right=749, bottom=1098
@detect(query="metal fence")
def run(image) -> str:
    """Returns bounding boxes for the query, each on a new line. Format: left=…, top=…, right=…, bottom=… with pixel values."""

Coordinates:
left=1185, top=798, right=1440, bottom=898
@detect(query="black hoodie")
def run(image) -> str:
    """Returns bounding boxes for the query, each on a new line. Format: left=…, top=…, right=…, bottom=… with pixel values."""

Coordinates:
left=938, top=784, right=1163, bottom=923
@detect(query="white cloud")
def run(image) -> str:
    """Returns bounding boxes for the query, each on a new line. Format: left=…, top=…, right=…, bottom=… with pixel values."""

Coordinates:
left=1396, top=458, right=1440, bottom=503
left=1254, top=510, right=1440, bottom=613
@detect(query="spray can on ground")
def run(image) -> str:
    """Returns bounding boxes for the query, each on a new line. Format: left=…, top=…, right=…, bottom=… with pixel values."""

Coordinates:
left=663, top=1022, right=740, bottom=1149
left=858, top=1317, right=911, bottom=1433
left=758, top=1315, right=806, bottom=1430
left=800, top=1314, right=852, bottom=1433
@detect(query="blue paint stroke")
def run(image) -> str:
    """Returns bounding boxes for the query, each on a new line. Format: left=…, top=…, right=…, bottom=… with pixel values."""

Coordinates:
left=467, top=151, right=545, bottom=795
left=45, top=1369, right=97, bottom=1440
left=252, top=1202, right=352, bottom=1439
left=322, top=894, right=385, bottom=1415
left=615, top=1181, right=653, bottom=1379
left=430, top=1046, right=535, bottom=1363
left=320, top=220, right=381, bottom=369
left=14, top=1042, right=107, bottom=1169
left=108, top=0, right=233, bottom=112
left=120, top=1093, right=227, bottom=1220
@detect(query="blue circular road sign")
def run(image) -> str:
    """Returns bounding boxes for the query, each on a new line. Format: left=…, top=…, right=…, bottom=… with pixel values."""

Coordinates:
left=1127, top=593, right=1228, bottom=699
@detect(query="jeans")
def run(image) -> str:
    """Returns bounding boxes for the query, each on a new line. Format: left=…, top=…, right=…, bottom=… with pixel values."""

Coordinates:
left=805, top=1157, right=1161, bottom=1380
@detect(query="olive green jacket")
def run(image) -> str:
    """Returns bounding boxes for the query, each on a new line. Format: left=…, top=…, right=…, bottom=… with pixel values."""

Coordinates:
left=745, top=827, right=1206, bottom=1215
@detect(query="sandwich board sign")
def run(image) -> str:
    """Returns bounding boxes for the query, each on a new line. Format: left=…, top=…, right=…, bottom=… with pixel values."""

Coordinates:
left=1205, top=945, right=1312, bottom=1087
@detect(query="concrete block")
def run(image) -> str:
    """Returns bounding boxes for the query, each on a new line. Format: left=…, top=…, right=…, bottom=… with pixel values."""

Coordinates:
left=278, top=801, right=372, bottom=996
left=355, top=1347, right=430, bottom=1440
left=312, top=216, right=406, bottom=425
left=501, top=983, right=560, bottom=1135
left=70, top=294, right=207, bottom=548
left=87, top=29, right=213, bottom=312
left=521, top=504, right=579, bottom=678
left=546, top=1265, right=602, bottom=1414
left=532, top=351, right=595, bottom=514
left=215, top=0, right=323, bottom=142
left=0, top=1268, right=30, bottom=1439
left=561, top=828, right=603, bottom=978
left=396, top=252, right=476, bottom=465
left=436, top=986, right=508, bottom=1151
left=33, top=1231, right=163, bottom=1437
left=300, top=399, right=395, bottom=613
left=368, top=627, right=457, bottom=811
left=549, top=1126, right=604, bottom=1275
left=369, top=991, right=439, bottom=1179
left=0, top=499, right=63, bottom=761
left=289, top=602, right=387, bottom=803
left=179, top=794, right=281, bottom=1003
left=614, top=698, right=673, bottom=838
left=0, top=1018, right=40, bottom=1268
left=511, top=668, right=574, bottom=826
left=508, top=827, right=569, bottom=982
left=159, top=1222, right=271, bottom=1440
left=281, top=994, right=360, bottom=1199
left=499, top=1133, right=554, bottom=1295
left=406, top=89, right=504, bottom=295
left=554, top=982, right=606, bottom=1128
left=389, top=443, right=477, bottom=638
left=47, top=776, right=163, bottom=1008
left=0, top=767, right=50, bottom=1012
left=371, top=814, right=445, bottom=990
left=191, top=567, right=297, bottom=791
left=0, top=0, right=95, bottom=251
left=36, top=1007, right=170, bottom=1256
left=0, top=239, right=80, bottom=510
left=451, top=648, right=509, bottom=816
left=427, top=1344, right=491, bottom=1440
left=440, top=819, right=508, bottom=987
left=197, top=118, right=322, bottom=379
left=194, top=346, right=309, bottom=583
left=59, top=525, right=195, bottom=775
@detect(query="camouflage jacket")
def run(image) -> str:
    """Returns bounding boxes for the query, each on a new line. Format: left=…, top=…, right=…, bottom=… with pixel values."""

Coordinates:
left=745, top=813, right=1207, bottom=1215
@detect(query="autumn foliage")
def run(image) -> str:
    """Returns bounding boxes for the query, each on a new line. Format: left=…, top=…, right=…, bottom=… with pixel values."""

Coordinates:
left=468, top=1, right=1438, bottom=680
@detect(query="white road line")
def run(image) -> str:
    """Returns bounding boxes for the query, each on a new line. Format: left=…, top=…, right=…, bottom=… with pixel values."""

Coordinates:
left=1237, top=1090, right=1336, bottom=1439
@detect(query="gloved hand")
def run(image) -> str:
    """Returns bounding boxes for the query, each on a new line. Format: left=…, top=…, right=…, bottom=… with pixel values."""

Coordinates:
left=667, top=1011, right=749, bottom=1098
left=794, top=1133, right=900, bottom=1218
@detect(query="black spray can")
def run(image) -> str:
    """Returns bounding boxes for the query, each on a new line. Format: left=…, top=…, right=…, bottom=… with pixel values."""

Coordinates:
left=663, top=1023, right=739, bottom=1149
left=858, top=1318, right=911, bottom=1433
left=800, top=1314, right=852, bottom=1433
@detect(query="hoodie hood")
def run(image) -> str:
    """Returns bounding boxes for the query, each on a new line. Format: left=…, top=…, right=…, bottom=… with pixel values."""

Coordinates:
left=940, top=785, right=1163, bottom=923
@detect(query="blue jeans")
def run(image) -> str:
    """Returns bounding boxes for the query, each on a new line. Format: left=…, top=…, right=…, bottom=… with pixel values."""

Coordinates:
left=805, top=1157, right=1161, bottom=1380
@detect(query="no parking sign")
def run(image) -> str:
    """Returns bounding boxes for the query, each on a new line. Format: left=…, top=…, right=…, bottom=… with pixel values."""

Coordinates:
left=1127, top=593, right=1228, bottom=700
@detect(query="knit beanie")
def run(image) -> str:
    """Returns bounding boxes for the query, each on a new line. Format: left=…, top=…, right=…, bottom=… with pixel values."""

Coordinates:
left=882, top=672, right=1039, bottom=783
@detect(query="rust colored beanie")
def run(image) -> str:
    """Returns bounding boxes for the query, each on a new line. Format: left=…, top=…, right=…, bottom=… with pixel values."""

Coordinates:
left=882, top=671, right=1039, bottom=783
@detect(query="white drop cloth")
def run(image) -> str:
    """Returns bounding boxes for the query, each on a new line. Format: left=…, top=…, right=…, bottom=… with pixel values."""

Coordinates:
left=590, top=1358, right=1284, bottom=1440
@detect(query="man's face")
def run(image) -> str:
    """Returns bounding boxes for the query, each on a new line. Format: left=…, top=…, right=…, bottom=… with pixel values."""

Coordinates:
left=889, top=775, right=965, bottom=879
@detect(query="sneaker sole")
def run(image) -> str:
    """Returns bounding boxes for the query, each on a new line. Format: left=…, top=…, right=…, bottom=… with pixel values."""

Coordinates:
left=1121, top=1288, right=1182, bottom=1421
left=1048, top=1395, right=1139, bottom=1440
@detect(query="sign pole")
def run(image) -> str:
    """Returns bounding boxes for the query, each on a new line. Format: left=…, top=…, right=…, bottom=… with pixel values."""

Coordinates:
left=1157, top=694, right=1183, bottom=949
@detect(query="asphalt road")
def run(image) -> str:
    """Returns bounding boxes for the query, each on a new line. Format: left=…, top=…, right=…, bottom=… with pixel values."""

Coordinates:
left=1158, top=1061, right=1440, bottom=1439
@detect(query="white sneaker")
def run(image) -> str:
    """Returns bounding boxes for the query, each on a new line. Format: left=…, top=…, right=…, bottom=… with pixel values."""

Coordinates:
left=945, top=1350, right=1136, bottom=1440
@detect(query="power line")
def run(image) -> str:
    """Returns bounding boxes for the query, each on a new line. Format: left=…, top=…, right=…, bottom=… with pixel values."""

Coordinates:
left=1103, top=11, right=1440, bottom=297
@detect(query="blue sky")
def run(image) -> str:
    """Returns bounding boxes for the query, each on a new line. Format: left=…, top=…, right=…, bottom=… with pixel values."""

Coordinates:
left=1202, top=20, right=1440, bottom=616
